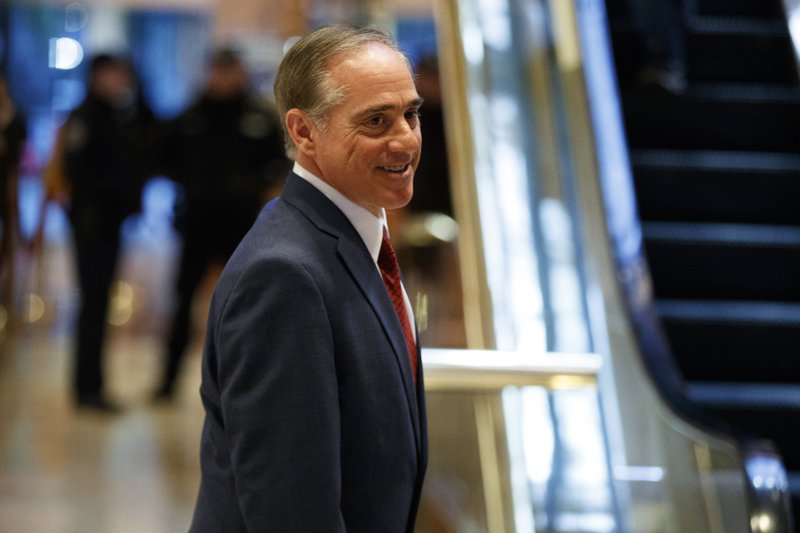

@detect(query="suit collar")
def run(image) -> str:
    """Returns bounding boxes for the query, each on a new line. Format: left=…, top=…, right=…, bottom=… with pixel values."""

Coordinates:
left=281, top=172, right=423, bottom=451
left=293, top=162, right=386, bottom=263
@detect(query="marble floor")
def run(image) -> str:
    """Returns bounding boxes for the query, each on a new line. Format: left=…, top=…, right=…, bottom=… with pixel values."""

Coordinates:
left=0, top=326, right=205, bottom=533
left=0, top=215, right=206, bottom=533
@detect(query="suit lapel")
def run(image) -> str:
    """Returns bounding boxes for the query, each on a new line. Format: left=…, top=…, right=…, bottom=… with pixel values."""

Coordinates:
left=281, top=174, right=422, bottom=451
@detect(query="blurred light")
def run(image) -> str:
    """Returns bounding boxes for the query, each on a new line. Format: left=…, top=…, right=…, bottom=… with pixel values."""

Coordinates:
left=414, top=292, right=428, bottom=333
left=64, top=2, right=89, bottom=32
left=49, top=37, right=84, bottom=70
left=478, top=0, right=511, bottom=51
left=613, top=464, right=665, bottom=483
left=424, top=214, right=458, bottom=242
left=109, top=281, right=134, bottom=326
left=751, top=512, right=773, bottom=533
left=25, top=294, right=46, bottom=324
left=462, top=22, right=484, bottom=65
left=789, top=3, right=800, bottom=65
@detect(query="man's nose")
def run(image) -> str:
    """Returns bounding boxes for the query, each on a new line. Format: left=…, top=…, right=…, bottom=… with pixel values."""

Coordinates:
left=387, top=120, right=420, bottom=152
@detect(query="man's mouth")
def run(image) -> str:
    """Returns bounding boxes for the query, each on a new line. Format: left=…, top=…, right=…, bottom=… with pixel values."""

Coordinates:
left=378, top=164, right=410, bottom=173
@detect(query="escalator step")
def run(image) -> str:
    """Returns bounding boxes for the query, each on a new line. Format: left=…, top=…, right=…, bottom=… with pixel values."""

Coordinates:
left=644, top=222, right=800, bottom=300
left=687, top=16, right=797, bottom=84
left=632, top=149, right=800, bottom=225
left=687, top=382, right=800, bottom=409
left=657, top=299, right=800, bottom=382
left=693, top=0, right=785, bottom=18
left=622, top=83, right=800, bottom=152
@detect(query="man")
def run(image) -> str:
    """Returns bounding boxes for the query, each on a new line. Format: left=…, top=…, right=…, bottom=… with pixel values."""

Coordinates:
left=62, top=55, right=156, bottom=411
left=189, top=26, right=427, bottom=532
left=156, top=48, right=286, bottom=399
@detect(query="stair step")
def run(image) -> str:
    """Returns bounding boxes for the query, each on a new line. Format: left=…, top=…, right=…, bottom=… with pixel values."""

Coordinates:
left=657, top=300, right=800, bottom=382
left=686, top=383, right=800, bottom=468
left=686, top=16, right=798, bottom=84
left=644, top=221, right=800, bottom=300
left=688, top=16, right=789, bottom=35
left=644, top=221, right=800, bottom=245
left=687, top=20, right=798, bottom=84
left=659, top=299, right=800, bottom=324
left=687, top=382, right=800, bottom=409
left=691, top=0, right=785, bottom=18
left=622, top=84, right=800, bottom=152
left=632, top=149, right=800, bottom=225
left=632, top=149, right=800, bottom=171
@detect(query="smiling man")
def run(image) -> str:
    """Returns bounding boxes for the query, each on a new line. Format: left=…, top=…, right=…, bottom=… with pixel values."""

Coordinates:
left=189, top=26, right=427, bottom=533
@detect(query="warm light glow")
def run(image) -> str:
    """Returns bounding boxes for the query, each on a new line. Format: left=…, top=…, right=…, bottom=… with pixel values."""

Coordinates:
left=25, top=294, right=46, bottom=324
left=109, top=281, right=134, bottom=326
left=751, top=512, right=773, bottom=533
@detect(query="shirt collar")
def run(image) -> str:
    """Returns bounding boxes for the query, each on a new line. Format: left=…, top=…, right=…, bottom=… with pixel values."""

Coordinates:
left=293, top=162, right=387, bottom=263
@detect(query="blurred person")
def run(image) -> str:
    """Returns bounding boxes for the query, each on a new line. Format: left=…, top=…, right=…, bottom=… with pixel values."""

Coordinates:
left=409, top=55, right=452, bottom=217
left=0, top=77, right=26, bottom=318
left=627, top=0, right=687, bottom=92
left=62, top=54, right=157, bottom=412
left=155, top=48, right=287, bottom=399
left=189, top=26, right=427, bottom=532
left=401, top=55, right=465, bottom=348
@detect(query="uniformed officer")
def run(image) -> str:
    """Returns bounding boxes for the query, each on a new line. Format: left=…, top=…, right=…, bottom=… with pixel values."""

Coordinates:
left=156, top=48, right=288, bottom=399
left=63, top=54, right=157, bottom=411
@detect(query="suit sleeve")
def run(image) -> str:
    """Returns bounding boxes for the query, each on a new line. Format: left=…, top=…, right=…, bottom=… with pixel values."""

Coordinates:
left=212, top=254, right=346, bottom=532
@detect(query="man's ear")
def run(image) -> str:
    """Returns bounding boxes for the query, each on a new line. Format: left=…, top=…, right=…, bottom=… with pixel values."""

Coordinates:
left=286, top=108, right=315, bottom=156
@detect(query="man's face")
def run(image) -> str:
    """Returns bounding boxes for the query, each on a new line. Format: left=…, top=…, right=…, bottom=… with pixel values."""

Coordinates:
left=309, top=44, right=422, bottom=216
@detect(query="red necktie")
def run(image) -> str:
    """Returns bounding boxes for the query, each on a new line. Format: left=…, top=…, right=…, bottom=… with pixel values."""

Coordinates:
left=378, top=229, right=417, bottom=383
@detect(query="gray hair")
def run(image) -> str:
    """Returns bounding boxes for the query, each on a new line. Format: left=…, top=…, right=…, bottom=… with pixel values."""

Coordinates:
left=274, top=25, right=411, bottom=159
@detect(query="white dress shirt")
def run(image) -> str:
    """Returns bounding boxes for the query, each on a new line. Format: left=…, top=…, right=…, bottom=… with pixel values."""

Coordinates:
left=293, top=163, right=416, bottom=338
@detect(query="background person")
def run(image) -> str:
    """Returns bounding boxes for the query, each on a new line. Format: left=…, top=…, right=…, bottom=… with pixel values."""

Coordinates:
left=0, top=77, right=26, bottom=330
left=156, top=48, right=287, bottom=399
left=62, top=54, right=157, bottom=412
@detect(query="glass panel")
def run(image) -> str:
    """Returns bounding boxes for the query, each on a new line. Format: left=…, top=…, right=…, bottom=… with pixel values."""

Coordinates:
left=418, top=349, right=606, bottom=533
left=433, top=0, right=754, bottom=530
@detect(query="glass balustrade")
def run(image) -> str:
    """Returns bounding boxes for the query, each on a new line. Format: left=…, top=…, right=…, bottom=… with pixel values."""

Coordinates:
left=418, top=0, right=781, bottom=530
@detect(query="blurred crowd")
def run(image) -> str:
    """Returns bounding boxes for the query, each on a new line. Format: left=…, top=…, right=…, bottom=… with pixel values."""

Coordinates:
left=0, top=45, right=462, bottom=413
left=2, top=48, right=290, bottom=412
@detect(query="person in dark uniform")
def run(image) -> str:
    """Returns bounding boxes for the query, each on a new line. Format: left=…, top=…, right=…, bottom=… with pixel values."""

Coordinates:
left=0, top=77, right=27, bottom=322
left=409, top=55, right=452, bottom=217
left=63, top=54, right=157, bottom=411
left=156, top=48, right=287, bottom=399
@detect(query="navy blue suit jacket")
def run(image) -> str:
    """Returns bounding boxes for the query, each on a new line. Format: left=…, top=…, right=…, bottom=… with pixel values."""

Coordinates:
left=189, top=173, right=428, bottom=532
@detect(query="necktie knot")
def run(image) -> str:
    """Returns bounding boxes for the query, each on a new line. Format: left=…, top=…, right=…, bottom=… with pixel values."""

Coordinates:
left=378, top=228, right=417, bottom=383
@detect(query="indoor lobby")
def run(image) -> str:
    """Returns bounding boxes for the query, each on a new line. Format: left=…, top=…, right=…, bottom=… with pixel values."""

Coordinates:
left=2, top=0, right=800, bottom=531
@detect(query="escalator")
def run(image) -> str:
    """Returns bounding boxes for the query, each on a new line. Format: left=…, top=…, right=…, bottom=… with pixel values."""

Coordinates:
left=426, top=0, right=793, bottom=529
left=607, top=0, right=800, bottom=523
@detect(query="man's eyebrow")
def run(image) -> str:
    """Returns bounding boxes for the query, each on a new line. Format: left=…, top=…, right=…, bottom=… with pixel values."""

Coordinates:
left=359, top=97, right=425, bottom=116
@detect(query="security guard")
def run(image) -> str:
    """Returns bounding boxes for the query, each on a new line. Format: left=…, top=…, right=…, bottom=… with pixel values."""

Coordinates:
left=157, top=48, right=287, bottom=399
left=63, top=54, right=157, bottom=411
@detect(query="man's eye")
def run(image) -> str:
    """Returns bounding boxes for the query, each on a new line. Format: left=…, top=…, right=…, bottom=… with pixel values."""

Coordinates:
left=367, top=116, right=385, bottom=127
left=406, top=110, right=421, bottom=124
